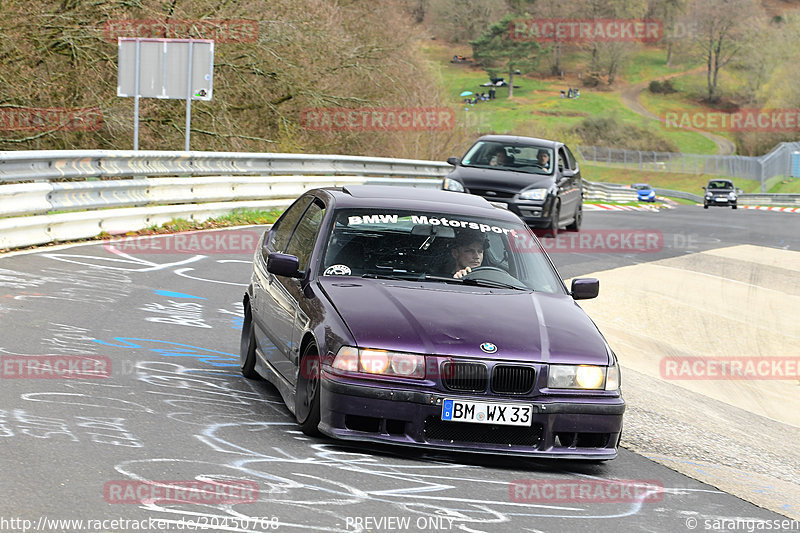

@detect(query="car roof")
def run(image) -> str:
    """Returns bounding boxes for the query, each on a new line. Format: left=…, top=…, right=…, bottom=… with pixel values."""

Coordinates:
left=315, top=185, right=523, bottom=222
left=474, top=134, right=560, bottom=148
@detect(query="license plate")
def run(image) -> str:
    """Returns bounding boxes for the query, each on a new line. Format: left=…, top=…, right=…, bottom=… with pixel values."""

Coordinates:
left=715, top=197, right=727, bottom=201
left=441, top=399, right=532, bottom=426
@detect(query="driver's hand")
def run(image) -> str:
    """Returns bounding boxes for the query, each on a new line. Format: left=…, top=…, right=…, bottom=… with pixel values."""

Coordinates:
left=453, top=267, right=471, bottom=279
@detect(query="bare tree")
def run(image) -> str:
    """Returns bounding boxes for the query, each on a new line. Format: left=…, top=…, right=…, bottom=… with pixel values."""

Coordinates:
left=688, top=0, right=764, bottom=103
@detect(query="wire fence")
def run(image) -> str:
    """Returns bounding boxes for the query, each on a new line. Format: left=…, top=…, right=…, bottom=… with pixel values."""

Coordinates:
left=576, top=142, right=800, bottom=192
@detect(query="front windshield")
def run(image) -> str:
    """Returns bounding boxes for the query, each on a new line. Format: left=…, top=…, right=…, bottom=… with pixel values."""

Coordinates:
left=708, top=181, right=733, bottom=190
left=461, top=141, right=554, bottom=176
left=633, top=183, right=651, bottom=190
left=320, top=208, right=564, bottom=293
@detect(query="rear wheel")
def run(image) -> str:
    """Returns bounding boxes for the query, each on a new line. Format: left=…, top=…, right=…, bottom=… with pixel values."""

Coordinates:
left=240, top=304, right=260, bottom=380
left=296, top=343, right=321, bottom=436
left=566, top=203, right=582, bottom=232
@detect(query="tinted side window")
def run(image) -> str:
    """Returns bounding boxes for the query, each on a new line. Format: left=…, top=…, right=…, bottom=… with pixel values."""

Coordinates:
left=269, top=196, right=313, bottom=251
left=564, top=146, right=577, bottom=170
left=285, top=202, right=325, bottom=271
left=557, top=148, right=568, bottom=171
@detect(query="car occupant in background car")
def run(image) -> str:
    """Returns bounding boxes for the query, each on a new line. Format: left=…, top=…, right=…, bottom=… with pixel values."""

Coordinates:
left=489, top=147, right=511, bottom=167
left=450, top=231, right=487, bottom=278
left=537, top=149, right=551, bottom=170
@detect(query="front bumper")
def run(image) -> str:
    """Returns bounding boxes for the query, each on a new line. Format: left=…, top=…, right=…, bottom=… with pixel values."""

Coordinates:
left=319, top=374, right=625, bottom=459
left=482, top=199, right=555, bottom=228
left=705, top=196, right=736, bottom=206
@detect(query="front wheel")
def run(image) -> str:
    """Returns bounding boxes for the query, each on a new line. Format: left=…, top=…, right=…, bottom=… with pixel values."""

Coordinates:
left=296, top=343, right=321, bottom=436
left=240, top=305, right=261, bottom=380
left=732, top=204, right=737, bottom=210
left=566, top=203, right=582, bottom=232
left=703, top=204, right=709, bottom=209
left=546, top=203, right=560, bottom=238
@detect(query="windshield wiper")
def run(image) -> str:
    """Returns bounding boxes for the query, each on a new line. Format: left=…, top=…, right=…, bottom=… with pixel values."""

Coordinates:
left=461, top=278, right=530, bottom=291
left=361, top=273, right=415, bottom=281
left=420, top=275, right=529, bottom=291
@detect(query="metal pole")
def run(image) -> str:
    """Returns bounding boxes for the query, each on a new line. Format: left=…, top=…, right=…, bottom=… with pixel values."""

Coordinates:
left=185, top=40, right=194, bottom=152
left=133, top=39, right=141, bottom=151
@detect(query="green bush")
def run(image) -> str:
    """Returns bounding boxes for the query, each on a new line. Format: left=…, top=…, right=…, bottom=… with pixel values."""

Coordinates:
left=571, top=116, right=680, bottom=152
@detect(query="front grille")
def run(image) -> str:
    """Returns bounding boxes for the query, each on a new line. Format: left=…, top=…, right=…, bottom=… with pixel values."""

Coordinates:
left=424, top=416, right=543, bottom=447
left=471, top=189, right=515, bottom=199
left=492, top=365, right=535, bottom=394
left=441, top=361, right=488, bottom=392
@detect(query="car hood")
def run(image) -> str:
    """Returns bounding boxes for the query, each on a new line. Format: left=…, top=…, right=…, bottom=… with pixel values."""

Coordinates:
left=452, top=166, right=555, bottom=193
left=318, top=278, right=610, bottom=365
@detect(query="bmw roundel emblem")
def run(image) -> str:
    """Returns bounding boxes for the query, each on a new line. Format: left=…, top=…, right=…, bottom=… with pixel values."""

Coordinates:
left=480, top=342, right=497, bottom=354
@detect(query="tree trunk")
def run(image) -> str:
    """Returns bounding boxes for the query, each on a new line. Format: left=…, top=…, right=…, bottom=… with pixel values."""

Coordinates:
left=666, top=41, right=673, bottom=67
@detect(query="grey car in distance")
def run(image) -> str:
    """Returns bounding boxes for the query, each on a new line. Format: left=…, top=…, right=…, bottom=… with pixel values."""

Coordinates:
left=443, top=135, right=583, bottom=236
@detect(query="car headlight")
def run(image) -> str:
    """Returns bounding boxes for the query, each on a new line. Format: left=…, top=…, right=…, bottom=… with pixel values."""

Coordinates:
left=729, top=192, right=737, bottom=200
left=705, top=193, right=713, bottom=199
left=442, top=178, right=465, bottom=193
left=519, top=188, right=548, bottom=201
left=332, top=346, right=426, bottom=379
left=548, top=362, right=620, bottom=391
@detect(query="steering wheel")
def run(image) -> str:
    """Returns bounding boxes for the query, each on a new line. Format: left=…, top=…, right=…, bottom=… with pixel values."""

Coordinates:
left=464, top=266, right=507, bottom=276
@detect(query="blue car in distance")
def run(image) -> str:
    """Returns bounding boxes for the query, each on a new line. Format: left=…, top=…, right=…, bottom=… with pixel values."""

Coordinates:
left=632, top=183, right=656, bottom=202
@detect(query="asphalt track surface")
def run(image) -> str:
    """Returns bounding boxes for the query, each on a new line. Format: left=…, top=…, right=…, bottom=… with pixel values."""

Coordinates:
left=0, top=205, right=797, bottom=533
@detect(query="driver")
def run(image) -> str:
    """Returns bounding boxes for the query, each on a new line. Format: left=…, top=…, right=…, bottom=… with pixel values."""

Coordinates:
left=450, top=232, right=487, bottom=278
left=536, top=149, right=550, bottom=170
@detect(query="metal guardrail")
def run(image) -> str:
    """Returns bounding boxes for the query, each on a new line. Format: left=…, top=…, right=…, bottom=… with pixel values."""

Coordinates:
left=1, top=150, right=797, bottom=251
left=0, top=150, right=452, bottom=183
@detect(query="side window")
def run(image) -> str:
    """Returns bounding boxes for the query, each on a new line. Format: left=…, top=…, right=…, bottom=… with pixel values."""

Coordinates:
left=285, top=201, right=325, bottom=271
left=268, top=196, right=313, bottom=251
left=564, top=146, right=578, bottom=170
left=557, top=148, right=567, bottom=171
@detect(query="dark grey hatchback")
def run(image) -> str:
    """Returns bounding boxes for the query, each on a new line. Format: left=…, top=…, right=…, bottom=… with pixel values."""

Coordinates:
left=241, top=185, right=624, bottom=460
left=443, top=135, right=583, bottom=236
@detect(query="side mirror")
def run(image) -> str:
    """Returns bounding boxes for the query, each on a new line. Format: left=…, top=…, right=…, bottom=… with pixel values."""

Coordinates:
left=571, top=278, right=599, bottom=300
left=267, top=253, right=302, bottom=278
left=561, top=169, right=575, bottom=178
left=447, top=157, right=460, bottom=166
left=702, top=186, right=706, bottom=190
left=737, top=188, right=743, bottom=194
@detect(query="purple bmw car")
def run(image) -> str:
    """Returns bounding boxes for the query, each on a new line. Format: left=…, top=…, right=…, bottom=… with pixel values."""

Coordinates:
left=241, top=185, right=624, bottom=460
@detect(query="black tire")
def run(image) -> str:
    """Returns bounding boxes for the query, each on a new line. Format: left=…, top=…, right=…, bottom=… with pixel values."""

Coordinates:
left=296, top=343, right=321, bottom=436
left=732, top=204, right=737, bottom=210
left=566, top=203, right=582, bottom=232
left=703, top=204, right=709, bottom=209
left=240, top=304, right=261, bottom=380
left=547, top=202, right=560, bottom=238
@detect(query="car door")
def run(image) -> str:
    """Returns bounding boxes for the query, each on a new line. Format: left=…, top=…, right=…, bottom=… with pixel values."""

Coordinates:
left=253, top=195, right=313, bottom=375
left=273, top=199, right=326, bottom=384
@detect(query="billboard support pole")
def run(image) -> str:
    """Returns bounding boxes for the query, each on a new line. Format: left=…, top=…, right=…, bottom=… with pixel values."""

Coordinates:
left=133, top=39, right=141, bottom=151
left=185, top=40, right=194, bottom=152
